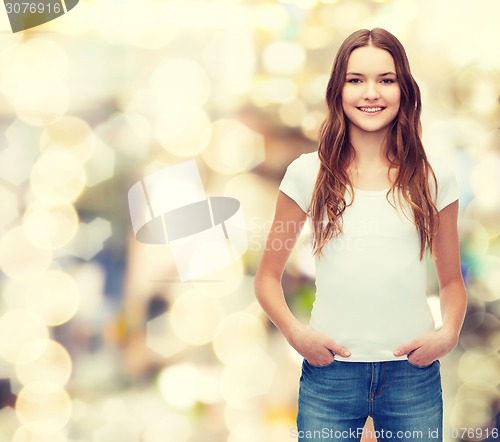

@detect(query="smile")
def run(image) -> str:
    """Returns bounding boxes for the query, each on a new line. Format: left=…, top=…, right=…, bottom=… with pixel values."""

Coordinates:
left=357, top=107, right=385, bottom=114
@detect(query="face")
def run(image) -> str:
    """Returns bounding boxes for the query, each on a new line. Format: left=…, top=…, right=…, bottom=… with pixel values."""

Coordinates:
left=341, top=46, right=401, bottom=137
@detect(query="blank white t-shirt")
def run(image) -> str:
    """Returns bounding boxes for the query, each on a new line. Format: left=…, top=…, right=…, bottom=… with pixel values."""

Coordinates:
left=278, top=151, right=460, bottom=362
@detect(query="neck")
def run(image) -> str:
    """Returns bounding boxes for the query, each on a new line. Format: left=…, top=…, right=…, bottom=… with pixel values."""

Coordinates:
left=347, top=124, right=390, bottom=168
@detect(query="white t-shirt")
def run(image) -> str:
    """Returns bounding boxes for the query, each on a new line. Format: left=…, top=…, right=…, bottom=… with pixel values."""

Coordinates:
left=278, top=151, right=460, bottom=362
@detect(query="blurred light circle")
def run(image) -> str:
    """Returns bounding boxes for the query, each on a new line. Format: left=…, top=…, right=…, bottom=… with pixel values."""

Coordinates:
left=0, top=38, right=68, bottom=97
left=23, top=270, right=80, bottom=326
left=30, top=150, right=86, bottom=204
left=13, top=80, right=70, bottom=127
left=212, top=312, right=267, bottom=364
left=0, top=184, right=19, bottom=231
left=455, top=67, right=500, bottom=116
left=262, top=78, right=297, bottom=104
left=474, top=256, right=500, bottom=302
left=301, top=110, right=325, bottom=140
left=458, top=348, right=499, bottom=384
left=13, top=422, right=67, bottom=442
left=170, top=291, right=224, bottom=345
left=15, top=339, right=72, bottom=388
left=183, top=257, right=245, bottom=298
left=149, top=58, right=211, bottom=107
left=22, top=202, right=79, bottom=250
left=459, top=219, right=490, bottom=258
left=470, top=154, right=500, bottom=210
left=223, top=173, right=276, bottom=252
left=303, top=74, right=329, bottom=104
left=254, top=3, right=288, bottom=32
left=40, top=116, right=96, bottom=164
left=158, top=363, right=201, bottom=410
left=16, top=382, right=72, bottom=429
left=262, top=41, right=306, bottom=75
left=0, top=38, right=69, bottom=125
left=455, top=380, right=500, bottom=410
left=155, top=103, right=212, bottom=157
left=297, top=25, right=334, bottom=49
left=0, top=309, right=48, bottom=364
left=279, top=99, right=308, bottom=128
left=143, top=413, right=192, bottom=442
left=201, top=119, right=265, bottom=175
left=220, top=352, right=276, bottom=409
left=95, top=112, right=151, bottom=159
left=0, top=226, right=52, bottom=281
left=450, top=396, right=494, bottom=431
left=120, top=0, right=176, bottom=49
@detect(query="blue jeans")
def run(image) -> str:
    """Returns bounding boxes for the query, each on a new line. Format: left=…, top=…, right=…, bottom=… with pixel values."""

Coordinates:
left=295, top=359, right=443, bottom=441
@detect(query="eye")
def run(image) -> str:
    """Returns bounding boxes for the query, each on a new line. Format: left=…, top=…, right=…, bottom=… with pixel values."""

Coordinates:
left=381, top=79, right=396, bottom=84
left=346, top=78, right=362, bottom=83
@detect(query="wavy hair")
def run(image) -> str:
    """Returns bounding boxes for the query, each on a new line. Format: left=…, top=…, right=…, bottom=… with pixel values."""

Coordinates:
left=309, top=28, right=439, bottom=261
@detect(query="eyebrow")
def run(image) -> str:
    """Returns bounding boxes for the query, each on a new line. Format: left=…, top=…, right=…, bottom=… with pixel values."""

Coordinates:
left=346, top=71, right=397, bottom=77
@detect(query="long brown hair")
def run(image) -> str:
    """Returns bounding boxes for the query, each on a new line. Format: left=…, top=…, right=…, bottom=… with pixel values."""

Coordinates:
left=309, top=28, right=439, bottom=261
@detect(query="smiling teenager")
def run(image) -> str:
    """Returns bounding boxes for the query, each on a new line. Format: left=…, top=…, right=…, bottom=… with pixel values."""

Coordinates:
left=254, top=28, right=466, bottom=442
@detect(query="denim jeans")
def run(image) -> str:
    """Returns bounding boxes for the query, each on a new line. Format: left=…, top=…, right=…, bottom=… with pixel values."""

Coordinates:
left=295, top=359, right=443, bottom=442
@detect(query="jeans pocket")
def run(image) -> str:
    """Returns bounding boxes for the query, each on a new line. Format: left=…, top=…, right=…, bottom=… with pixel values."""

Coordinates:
left=305, top=358, right=336, bottom=369
left=406, top=359, right=435, bottom=369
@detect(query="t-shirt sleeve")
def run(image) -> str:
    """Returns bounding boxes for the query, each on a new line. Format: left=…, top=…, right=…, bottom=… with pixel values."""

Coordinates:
left=278, top=154, right=310, bottom=213
left=431, top=158, right=460, bottom=212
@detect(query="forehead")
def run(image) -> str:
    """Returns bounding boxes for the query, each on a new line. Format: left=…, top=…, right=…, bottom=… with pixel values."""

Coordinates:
left=346, top=46, right=396, bottom=73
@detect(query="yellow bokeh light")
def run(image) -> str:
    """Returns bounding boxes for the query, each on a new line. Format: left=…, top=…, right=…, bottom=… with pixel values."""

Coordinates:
left=15, top=339, right=72, bottom=389
left=297, top=25, right=335, bottom=49
left=0, top=226, right=52, bottom=281
left=142, top=414, right=192, bottom=442
left=40, top=116, right=96, bottom=164
left=182, top=257, right=245, bottom=298
left=30, top=150, right=86, bottom=204
left=212, top=312, right=267, bottom=364
left=458, top=347, right=500, bottom=384
left=250, top=77, right=298, bottom=107
left=201, top=31, right=255, bottom=95
left=470, top=154, right=500, bottom=210
left=0, top=39, right=69, bottom=125
left=279, top=99, right=308, bottom=128
left=170, top=290, right=224, bottom=345
left=13, top=422, right=67, bottom=442
left=149, top=59, right=211, bottom=107
left=0, top=184, right=19, bottom=230
left=15, top=382, right=72, bottom=429
left=220, top=352, right=276, bottom=409
left=0, top=38, right=68, bottom=96
left=22, top=202, right=79, bottom=250
left=262, top=41, right=306, bottom=75
left=254, top=4, right=288, bottom=32
left=23, top=270, right=80, bottom=326
left=158, top=363, right=201, bottom=410
left=155, top=103, right=212, bottom=157
left=0, top=309, right=49, bottom=364
left=201, top=119, right=265, bottom=175
left=12, top=81, right=70, bottom=127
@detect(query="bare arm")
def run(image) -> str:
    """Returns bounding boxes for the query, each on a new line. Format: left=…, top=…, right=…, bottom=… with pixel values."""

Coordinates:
left=254, top=191, right=351, bottom=366
left=431, top=200, right=467, bottom=341
left=394, top=200, right=467, bottom=364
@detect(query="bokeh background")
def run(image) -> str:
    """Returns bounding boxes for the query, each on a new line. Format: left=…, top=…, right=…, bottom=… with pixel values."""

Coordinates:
left=0, top=0, right=499, bottom=441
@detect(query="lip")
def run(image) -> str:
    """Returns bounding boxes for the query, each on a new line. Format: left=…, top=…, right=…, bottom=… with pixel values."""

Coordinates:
left=356, top=106, right=386, bottom=116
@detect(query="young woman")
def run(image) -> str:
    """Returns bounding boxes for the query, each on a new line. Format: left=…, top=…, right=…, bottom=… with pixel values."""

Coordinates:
left=254, top=28, right=467, bottom=442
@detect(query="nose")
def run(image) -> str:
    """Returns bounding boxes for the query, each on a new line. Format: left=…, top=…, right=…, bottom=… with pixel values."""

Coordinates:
left=362, top=81, right=380, bottom=100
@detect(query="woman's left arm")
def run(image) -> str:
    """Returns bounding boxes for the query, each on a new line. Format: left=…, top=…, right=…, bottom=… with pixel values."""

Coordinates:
left=394, top=200, right=467, bottom=364
left=431, top=200, right=467, bottom=341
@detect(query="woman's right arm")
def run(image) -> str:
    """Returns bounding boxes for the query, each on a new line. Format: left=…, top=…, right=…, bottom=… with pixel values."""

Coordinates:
left=254, top=191, right=351, bottom=366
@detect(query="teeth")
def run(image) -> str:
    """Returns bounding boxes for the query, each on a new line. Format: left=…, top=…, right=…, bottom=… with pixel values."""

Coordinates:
left=359, top=107, right=383, bottom=113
